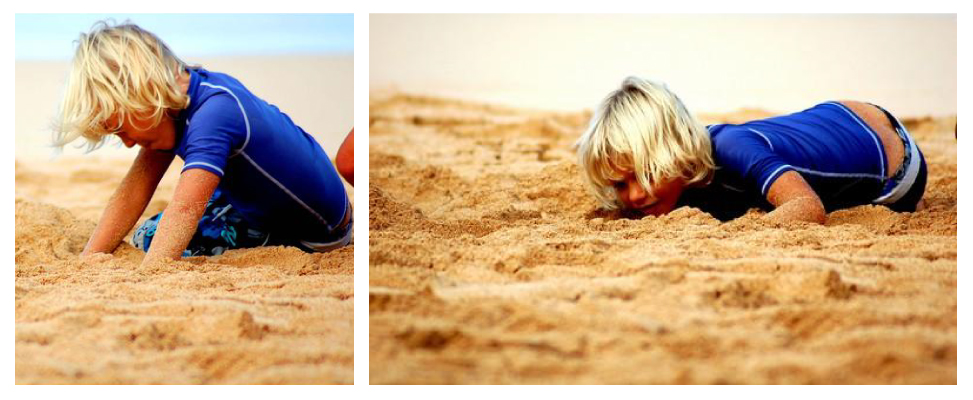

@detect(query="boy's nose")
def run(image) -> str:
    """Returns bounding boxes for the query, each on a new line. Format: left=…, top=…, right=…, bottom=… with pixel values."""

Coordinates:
left=626, top=179, right=647, bottom=204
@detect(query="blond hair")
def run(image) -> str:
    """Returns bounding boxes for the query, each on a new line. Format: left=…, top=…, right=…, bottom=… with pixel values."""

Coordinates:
left=575, top=77, right=715, bottom=209
left=53, top=20, right=191, bottom=151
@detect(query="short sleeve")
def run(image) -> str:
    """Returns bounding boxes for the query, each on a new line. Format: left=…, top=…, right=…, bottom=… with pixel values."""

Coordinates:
left=712, top=129, right=794, bottom=197
left=180, top=94, right=246, bottom=178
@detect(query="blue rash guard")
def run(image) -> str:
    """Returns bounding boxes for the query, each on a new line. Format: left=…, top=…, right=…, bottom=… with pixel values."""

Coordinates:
left=677, top=101, right=924, bottom=220
left=171, top=67, right=348, bottom=241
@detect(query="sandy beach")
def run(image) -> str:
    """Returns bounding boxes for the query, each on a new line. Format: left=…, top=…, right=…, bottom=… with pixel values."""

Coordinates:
left=368, top=93, right=957, bottom=384
left=15, top=55, right=354, bottom=384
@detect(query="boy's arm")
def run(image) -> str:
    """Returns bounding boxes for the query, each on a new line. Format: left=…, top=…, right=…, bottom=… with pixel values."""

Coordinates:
left=141, top=168, right=221, bottom=267
left=82, top=148, right=175, bottom=256
left=765, top=171, right=826, bottom=224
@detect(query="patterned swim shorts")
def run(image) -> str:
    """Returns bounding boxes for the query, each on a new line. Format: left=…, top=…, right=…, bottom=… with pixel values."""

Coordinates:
left=132, top=188, right=351, bottom=256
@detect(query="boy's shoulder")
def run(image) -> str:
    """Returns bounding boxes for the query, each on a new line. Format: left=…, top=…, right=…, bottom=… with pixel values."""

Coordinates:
left=707, top=124, right=768, bottom=150
left=197, top=69, right=246, bottom=89
left=189, top=93, right=245, bottom=125
left=189, top=68, right=250, bottom=102
left=184, top=69, right=250, bottom=122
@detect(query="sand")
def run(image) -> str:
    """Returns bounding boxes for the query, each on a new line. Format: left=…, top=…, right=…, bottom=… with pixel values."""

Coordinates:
left=368, top=93, right=957, bottom=384
left=14, top=156, right=354, bottom=384
left=14, top=55, right=354, bottom=384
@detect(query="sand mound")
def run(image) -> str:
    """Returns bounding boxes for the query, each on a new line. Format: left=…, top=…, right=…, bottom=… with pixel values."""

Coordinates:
left=369, top=93, right=957, bottom=384
left=15, top=159, right=354, bottom=384
left=15, top=199, right=96, bottom=267
left=370, top=184, right=430, bottom=231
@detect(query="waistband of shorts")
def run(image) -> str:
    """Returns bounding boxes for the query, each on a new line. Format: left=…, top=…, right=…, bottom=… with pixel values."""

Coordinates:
left=298, top=196, right=353, bottom=252
left=871, top=104, right=921, bottom=204
left=333, top=196, right=352, bottom=232
left=300, top=216, right=353, bottom=252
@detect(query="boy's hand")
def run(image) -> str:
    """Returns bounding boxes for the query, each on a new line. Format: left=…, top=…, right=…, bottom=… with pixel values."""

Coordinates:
left=79, top=252, right=113, bottom=264
left=765, top=171, right=827, bottom=224
left=141, top=168, right=220, bottom=267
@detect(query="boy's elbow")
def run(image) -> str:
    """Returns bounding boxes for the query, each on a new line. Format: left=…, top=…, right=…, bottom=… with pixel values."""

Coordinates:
left=810, top=206, right=827, bottom=225
left=768, top=196, right=826, bottom=225
left=801, top=197, right=827, bottom=224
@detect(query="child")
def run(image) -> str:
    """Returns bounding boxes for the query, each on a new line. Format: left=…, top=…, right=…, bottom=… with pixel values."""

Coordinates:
left=54, top=21, right=353, bottom=265
left=575, top=76, right=926, bottom=223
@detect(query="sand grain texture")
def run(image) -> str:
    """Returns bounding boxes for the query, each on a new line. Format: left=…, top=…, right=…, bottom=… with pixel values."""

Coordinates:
left=15, top=157, right=354, bottom=384
left=368, top=93, right=956, bottom=384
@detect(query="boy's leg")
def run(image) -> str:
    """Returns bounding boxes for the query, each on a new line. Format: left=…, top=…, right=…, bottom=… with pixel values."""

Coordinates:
left=132, top=188, right=270, bottom=256
left=336, top=128, right=354, bottom=185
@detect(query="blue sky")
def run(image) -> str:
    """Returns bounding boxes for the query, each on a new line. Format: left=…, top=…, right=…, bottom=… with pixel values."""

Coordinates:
left=15, top=14, right=354, bottom=60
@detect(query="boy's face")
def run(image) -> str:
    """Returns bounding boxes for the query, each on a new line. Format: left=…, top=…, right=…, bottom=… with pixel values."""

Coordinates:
left=612, top=170, right=685, bottom=216
left=108, top=112, right=177, bottom=151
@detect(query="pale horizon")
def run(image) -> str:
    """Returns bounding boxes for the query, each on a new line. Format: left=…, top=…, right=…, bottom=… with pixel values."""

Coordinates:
left=15, top=14, right=354, bottom=60
left=371, top=14, right=956, bottom=118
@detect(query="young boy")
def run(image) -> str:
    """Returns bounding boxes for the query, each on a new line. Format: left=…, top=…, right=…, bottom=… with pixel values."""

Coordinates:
left=575, top=76, right=926, bottom=223
left=54, top=21, right=354, bottom=266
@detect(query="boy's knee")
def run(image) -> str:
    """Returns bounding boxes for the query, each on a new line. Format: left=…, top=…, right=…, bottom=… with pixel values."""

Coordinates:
left=335, top=129, right=354, bottom=185
left=336, top=154, right=354, bottom=184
